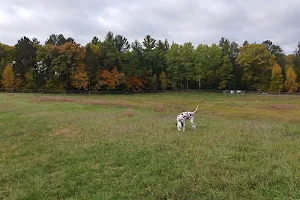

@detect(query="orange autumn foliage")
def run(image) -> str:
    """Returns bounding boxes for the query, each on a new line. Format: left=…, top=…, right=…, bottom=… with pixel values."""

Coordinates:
left=127, top=77, right=144, bottom=91
left=72, top=64, right=89, bottom=90
left=97, top=67, right=125, bottom=90
left=125, top=65, right=144, bottom=91
left=99, top=69, right=115, bottom=89
left=111, top=67, right=119, bottom=86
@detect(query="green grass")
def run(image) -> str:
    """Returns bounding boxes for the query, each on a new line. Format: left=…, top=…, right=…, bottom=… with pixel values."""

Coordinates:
left=1, top=92, right=300, bottom=199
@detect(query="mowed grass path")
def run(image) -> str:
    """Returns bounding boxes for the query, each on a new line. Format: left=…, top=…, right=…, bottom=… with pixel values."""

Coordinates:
left=1, top=92, right=300, bottom=199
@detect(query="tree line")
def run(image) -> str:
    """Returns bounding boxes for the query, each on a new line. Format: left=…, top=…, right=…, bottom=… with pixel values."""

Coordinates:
left=1, top=32, right=299, bottom=92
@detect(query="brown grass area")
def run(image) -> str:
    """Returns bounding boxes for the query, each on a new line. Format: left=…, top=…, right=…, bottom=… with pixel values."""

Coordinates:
left=288, top=118, right=300, bottom=124
left=246, top=98, right=268, bottom=102
left=154, top=104, right=165, bottom=112
left=32, top=96, right=132, bottom=108
left=29, top=95, right=300, bottom=123
left=123, top=109, right=135, bottom=117
left=89, top=163, right=100, bottom=169
left=80, top=100, right=132, bottom=108
left=51, top=126, right=81, bottom=138
left=265, top=104, right=298, bottom=111
left=0, top=102, right=13, bottom=108
left=32, top=96, right=76, bottom=103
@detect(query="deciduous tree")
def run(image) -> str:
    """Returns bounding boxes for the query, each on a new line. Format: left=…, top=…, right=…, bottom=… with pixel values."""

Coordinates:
left=217, top=55, right=233, bottom=89
left=24, top=68, right=37, bottom=89
left=269, top=63, right=283, bottom=92
left=0, top=43, right=15, bottom=85
left=159, top=71, right=167, bottom=90
left=96, top=66, right=125, bottom=90
left=236, top=44, right=275, bottom=90
left=72, top=64, right=89, bottom=90
left=1, top=65, right=16, bottom=89
left=285, top=66, right=298, bottom=93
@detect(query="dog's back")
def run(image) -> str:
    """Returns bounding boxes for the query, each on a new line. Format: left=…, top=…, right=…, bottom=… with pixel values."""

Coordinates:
left=177, top=105, right=198, bottom=120
left=177, top=112, right=193, bottom=121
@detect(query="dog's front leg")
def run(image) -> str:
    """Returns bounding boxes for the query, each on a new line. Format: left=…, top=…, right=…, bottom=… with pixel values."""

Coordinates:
left=183, top=121, right=186, bottom=132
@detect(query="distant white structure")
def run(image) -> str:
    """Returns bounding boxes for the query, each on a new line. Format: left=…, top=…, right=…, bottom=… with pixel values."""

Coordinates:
left=223, top=90, right=245, bottom=95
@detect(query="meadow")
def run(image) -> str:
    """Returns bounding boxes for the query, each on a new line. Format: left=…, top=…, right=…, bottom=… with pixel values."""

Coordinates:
left=1, top=92, right=300, bottom=199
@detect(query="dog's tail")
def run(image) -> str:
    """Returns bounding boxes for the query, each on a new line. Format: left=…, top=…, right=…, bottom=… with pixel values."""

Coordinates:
left=192, top=105, right=198, bottom=114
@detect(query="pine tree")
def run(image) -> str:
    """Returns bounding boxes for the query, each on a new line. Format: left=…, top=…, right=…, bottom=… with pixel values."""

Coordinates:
left=150, top=74, right=158, bottom=90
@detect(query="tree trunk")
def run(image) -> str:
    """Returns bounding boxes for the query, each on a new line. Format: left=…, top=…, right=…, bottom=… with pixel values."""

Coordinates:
left=88, top=79, right=91, bottom=94
left=198, top=74, right=201, bottom=89
left=186, top=79, right=189, bottom=90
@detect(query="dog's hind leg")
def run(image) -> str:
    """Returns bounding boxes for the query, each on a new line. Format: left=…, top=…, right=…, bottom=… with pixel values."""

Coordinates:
left=190, top=118, right=196, bottom=129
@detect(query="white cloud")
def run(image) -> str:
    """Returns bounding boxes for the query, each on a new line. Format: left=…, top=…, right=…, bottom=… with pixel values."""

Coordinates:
left=0, top=0, right=299, bottom=54
left=0, top=11, right=10, bottom=25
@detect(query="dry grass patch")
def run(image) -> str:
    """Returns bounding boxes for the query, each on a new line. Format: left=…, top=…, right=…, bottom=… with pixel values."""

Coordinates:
left=51, top=126, right=81, bottom=138
left=80, top=99, right=132, bottom=108
left=32, top=96, right=76, bottom=103
left=288, top=118, right=300, bottom=124
left=123, top=109, right=135, bottom=117
left=266, top=104, right=298, bottom=111
left=32, top=96, right=133, bottom=108
left=88, top=163, right=100, bottom=169
left=154, top=104, right=165, bottom=112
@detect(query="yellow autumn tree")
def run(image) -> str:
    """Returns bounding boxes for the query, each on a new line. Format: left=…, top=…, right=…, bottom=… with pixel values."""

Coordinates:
left=285, top=66, right=299, bottom=93
left=72, top=64, right=89, bottom=90
left=269, top=63, right=283, bottom=92
left=159, top=71, right=167, bottom=90
left=1, top=65, right=16, bottom=90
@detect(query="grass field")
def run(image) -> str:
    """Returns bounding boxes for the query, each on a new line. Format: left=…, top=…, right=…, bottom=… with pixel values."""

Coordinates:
left=1, top=92, right=300, bottom=199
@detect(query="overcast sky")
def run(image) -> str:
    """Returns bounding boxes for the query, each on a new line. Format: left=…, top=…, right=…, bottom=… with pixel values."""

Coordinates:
left=0, top=0, right=299, bottom=54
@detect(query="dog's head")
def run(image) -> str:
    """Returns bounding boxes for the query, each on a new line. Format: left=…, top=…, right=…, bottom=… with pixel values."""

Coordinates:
left=176, top=120, right=183, bottom=131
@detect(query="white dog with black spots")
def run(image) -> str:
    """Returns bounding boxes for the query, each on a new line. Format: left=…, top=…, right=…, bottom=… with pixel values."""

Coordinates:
left=176, top=105, right=198, bottom=132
